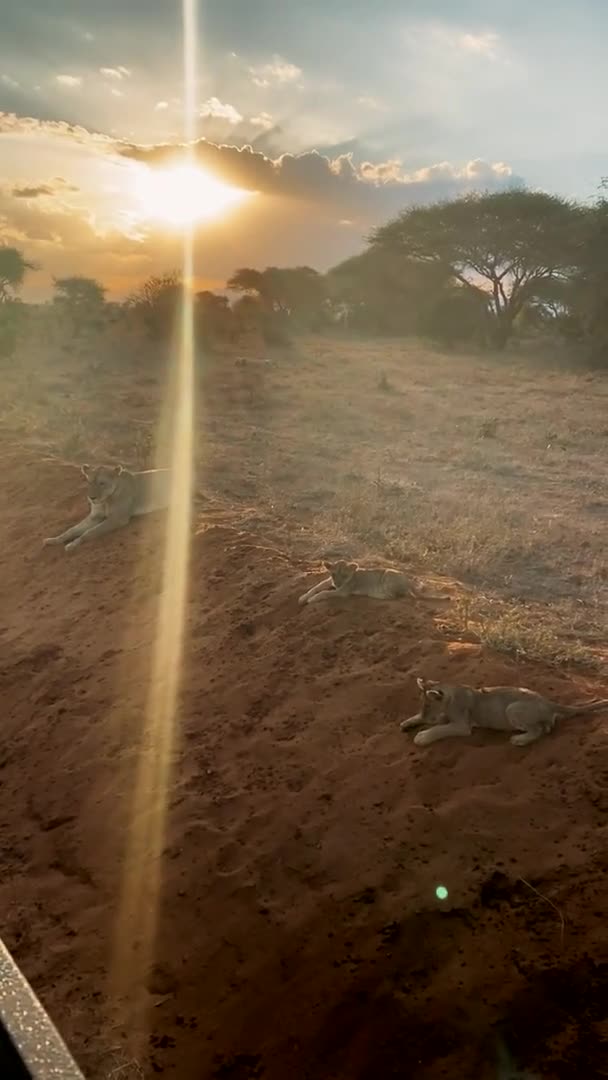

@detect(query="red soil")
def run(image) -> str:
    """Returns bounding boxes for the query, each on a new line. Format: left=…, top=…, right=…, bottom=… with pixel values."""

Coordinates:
left=0, top=453, right=607, bottom=1078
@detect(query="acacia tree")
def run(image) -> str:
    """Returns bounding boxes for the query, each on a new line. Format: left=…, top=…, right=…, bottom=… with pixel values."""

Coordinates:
left=53, top=275, right=106, bottom=335
left=226, top=267, right=265, bottom=299
left=562, top=198, right=608, bottom=361
left=54, top=276, right=106, bottom=308
left=327, top=247, right=455, bottom=335
left=0, top=245, right=37, bottom=301
left=370, top=189, right=584, bottom=347
left=227, top=265, right=325, bottom=327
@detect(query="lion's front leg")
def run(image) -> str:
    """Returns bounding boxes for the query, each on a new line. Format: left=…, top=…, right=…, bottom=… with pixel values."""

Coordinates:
left=413, top=721, right=472, bottom=747
left=65, top=514, right=129, bottom=551
left=298, top=576, right=334, bottom=605
left=399, top=712, right=423, bottom=731
left=43, top=513, right=97, bottom=546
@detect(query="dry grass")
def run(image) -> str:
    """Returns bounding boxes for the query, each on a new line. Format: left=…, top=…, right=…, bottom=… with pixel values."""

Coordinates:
left=2, top=323, right=606, bottom=671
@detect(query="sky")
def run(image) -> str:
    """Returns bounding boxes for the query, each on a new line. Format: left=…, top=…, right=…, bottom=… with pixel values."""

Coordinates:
left=1, top=0, right=608, bottom=299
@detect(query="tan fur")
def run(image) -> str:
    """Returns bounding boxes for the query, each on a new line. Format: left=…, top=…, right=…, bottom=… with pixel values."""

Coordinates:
left=401, top=676, right=608, bottom=747
left=43, top=463, right=171, bottom=552
left=298, top=560, right=448, bottom=606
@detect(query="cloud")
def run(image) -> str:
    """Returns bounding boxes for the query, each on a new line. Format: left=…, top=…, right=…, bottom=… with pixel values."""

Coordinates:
left=249, top=55, right=302, bottom=88
left=0, top=111, right=113, bottom=148
left=0, top=181, right=89, bottom=244
left=55, top=75, right=82, bottom=89
left=2, top=114, right=520, bottom=222
left=199, top=98, right=243, bottom=125
left=0, top=112, right=523, bottom=299
left=1, top=74, right=19, bottom=90
left=154, top=101, right=169, bottom=111
left=356, top=96, right=386, bottom=111
left=359, top=159, right=403, bottom=183
left=111, top=89, right=124, bottom=98
left=120, top=137, right=519, bottom=222
left=8, top=178, right=79, bottom=199
left=0, top=180, right=152, bottom=296
left=100, top=66, right=131, bottom=80
left=458, top=31, right=500, bottom=56
left=12, top=184, right=55, bottom=198
left=251, top=113, right=274, bottom=130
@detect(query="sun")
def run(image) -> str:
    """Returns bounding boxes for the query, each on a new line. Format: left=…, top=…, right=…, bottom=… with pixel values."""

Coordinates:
left=132, top=162, right=250, bottom=226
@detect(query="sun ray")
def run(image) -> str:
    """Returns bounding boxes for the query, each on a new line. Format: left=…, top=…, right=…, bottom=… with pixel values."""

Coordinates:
left=111, top=0, right=197, bottom=1047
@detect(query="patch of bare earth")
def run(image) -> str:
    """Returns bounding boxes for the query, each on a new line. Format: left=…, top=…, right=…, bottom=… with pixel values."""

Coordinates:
left=0, top=333, right=606, bottom=1078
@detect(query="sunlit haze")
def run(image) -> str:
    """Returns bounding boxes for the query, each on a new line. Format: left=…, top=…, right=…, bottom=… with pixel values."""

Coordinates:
left=3, top=0, right=608, bottom=297
left=132, top=162, right=251, bottom=226
left=1, top=1, right=607, bottom=1077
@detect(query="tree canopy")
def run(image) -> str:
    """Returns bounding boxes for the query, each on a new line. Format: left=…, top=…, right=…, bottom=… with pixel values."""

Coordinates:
left=327, top=247, right=454, bottom=335
left=370, top=189, right=584, bottom=346
left=53, top=276, right=106, bottom=309
left=227, top=265, right=325, bottom=327
left=565, top=197, right=608, bottom=355
left=0, top=246, right=37, bottom=302
left=3, top=182, right=608, bottom=365
left=195, top=290, right=234, bottom=342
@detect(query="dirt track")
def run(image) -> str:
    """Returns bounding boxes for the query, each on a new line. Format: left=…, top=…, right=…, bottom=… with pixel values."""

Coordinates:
left=0, top=447, right=607, bottom=1078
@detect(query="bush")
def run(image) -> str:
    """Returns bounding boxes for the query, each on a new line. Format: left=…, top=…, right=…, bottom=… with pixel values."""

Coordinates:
left=194, top=291, right=236, bottom=346
left=261, top=310, right=291, bottom=346
left=419, top=287, right=489, bottom=349
left=127, top=271, right=182, bottom=342
left=0, top=301, right=25, bottom=359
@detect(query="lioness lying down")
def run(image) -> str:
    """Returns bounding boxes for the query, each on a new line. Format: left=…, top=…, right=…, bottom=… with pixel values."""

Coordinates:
left=402, top=677, right=608, bottom=747
left=298, top=560, right=448, bottom=605
left=43, top=464, right=171, bottom=551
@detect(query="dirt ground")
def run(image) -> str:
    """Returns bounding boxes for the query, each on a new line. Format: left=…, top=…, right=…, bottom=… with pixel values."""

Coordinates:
left=0, top=335, right=607, bottom=1078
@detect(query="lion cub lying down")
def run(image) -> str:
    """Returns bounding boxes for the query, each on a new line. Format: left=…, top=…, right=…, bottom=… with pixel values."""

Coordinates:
left=43, top=463, right=171, bottom=552
left=298, top=560, right=448, bottom=605
left=401, top=677, right=608, bottom=747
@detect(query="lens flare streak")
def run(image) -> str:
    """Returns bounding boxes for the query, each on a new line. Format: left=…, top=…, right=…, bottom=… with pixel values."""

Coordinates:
left=112, top=0, right=197, bottom=1038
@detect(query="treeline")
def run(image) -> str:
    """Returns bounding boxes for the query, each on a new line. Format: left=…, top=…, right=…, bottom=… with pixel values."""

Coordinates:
left=2, top=187, right=608, bottom=363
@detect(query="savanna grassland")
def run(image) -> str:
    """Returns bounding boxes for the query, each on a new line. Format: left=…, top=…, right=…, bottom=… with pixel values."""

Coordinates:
left=0, top=322, right=607, bottom=1078
left=4, top=324, right=607, bottom=667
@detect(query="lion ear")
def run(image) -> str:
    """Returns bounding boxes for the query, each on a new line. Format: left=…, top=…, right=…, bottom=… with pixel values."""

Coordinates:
left=113, top=464, right=124, bottom=475
left=416, top=677, right=443, bottom=699
left=345, top=561, right=358, bottom=573
left=81, top=464, right=91, bottom=479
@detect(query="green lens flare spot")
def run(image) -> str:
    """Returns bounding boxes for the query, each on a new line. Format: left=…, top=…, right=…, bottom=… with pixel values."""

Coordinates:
left=435, top=885, right=448, bottom=901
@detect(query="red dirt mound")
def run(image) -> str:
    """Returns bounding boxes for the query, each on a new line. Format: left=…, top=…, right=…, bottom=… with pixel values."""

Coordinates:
left=1, top=455, right=607, bottom=1079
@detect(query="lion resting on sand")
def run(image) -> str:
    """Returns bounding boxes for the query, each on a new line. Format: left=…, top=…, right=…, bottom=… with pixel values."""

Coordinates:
left=43, top=463, right=171, bottom=552
left=401, top=677, right=608, bottom=747
left=298, top=560, right=448, bottom=606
